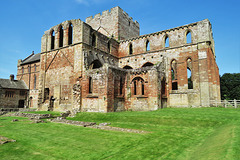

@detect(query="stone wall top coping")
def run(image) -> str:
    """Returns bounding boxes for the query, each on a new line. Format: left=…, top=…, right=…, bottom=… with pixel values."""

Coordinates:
left=120, top=19, right=209, bottom=43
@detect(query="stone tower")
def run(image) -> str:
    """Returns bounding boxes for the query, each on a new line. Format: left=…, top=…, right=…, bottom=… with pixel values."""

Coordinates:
left=86, top=6, right=139, bottom=41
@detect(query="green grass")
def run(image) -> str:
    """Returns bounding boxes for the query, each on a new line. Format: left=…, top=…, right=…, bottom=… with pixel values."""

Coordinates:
left=1, top=108, right=240, bottom=159
left=22, top=111, right=61, bottom=117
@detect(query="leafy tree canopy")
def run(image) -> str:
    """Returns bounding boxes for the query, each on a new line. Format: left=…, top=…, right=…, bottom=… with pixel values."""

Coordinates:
left=220, top=73, right=240, bottom=100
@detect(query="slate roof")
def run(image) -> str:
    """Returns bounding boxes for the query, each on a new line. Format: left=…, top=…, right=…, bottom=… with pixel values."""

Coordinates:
left=21, top=53, right=41, bottom=65
left=0, top=79, right=28, bottom=90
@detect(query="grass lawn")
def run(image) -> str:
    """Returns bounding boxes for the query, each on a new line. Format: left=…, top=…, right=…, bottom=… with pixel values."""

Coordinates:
left=0, top=108, right=240, bottom=159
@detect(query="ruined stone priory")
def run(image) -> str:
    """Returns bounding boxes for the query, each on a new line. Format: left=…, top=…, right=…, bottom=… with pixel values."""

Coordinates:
left=17, top=6, right=221, bottom=113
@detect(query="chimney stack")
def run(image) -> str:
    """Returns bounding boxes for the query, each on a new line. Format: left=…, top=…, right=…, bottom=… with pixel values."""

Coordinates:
left=10, top=74, right=14, bottom=81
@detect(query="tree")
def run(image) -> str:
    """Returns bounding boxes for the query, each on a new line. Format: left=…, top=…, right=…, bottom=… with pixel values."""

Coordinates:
left=220, top=73, right=240, bottom=100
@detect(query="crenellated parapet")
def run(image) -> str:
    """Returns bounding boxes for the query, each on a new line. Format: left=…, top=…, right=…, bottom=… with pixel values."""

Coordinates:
left=86, top=6, right=139, bottom=41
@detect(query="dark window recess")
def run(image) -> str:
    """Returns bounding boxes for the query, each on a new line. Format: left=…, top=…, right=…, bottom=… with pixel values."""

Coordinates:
left=123, top=65, right=133, bottom=69
left=172, top=82, right=178, bottom=90
left=92, top=34, right=96, bottom=47
left=51, top=31, right=55, bottom=50
left=129, top=43, right=133, bottom=55
left=59, top=26, right=64, bottom=47
left=134, top=81, right=137, bottom=95
left=89, top=77, right=93, bottom=94
left=68, top=23, right=73, bottom=45
left=5, top=91, right=15, bottom=98
left=20, top=91, right=26, bottom=96
left=142, top=62, right=154, bottom=68
left=107, top=41, right=110, bottom=52
left=146, top=40, right=150, bottom=51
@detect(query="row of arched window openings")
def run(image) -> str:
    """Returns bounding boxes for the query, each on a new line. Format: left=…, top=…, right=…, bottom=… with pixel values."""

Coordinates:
left=50, top=23, right=73, bottom=50
left=171, top=58, right=193, bottom=90
left=123, top=62, right=154, bottom=70
left=128, top=31, right=192, bottom=55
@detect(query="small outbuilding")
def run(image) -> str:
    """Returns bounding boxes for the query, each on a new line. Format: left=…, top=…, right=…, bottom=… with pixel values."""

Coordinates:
left=0, top=75, right=28, bottom=110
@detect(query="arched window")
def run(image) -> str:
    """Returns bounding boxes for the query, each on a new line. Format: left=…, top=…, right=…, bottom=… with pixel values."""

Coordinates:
left=34, top=64, right=37, bottom=72
left=186, top=30, right=192, bottom=44
left=89, top=60, right=102, bottom=69
left=129, top=43, right=133, bottom=55
left=68, top=23, right=73, bottom=45
left=142, top=62, right=154, bottom=68
left=59, top=26, right=64, bottom=47
left=123, top=65, right=133, bottom=69
left=51, top=30, right=55, bottom=50
left=34, top=75, right=37, bottom=89
left=132, top=77, right=145, bottom=96
left=165, top=35, right=169, bottom=48
left=92, top=34, right=97, bottom=47
left=89, top=77, right=92, bottom=94
left=146, top=40, right=150, bottom=51
left=171, top=60, right=178, bottom=90
left=187, top=58, right=193, bottom=89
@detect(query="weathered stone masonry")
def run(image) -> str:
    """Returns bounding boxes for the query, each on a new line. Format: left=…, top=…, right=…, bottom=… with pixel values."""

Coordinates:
left=18, top=6, right=220, bottom=112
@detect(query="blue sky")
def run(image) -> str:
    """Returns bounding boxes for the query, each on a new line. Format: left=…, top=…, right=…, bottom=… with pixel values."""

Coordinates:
left=0, top=0, right=239, bottom=79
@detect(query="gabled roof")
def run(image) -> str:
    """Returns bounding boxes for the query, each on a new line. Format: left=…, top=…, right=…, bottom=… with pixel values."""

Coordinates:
left=21, top=53, right=41, bottom=65
left=0, top=79, right=28, bottom=90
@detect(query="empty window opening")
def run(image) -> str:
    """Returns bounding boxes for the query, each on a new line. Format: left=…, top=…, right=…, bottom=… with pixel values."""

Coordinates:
left=142, top=62, right=154, bottom=68
left=68, top=23, right=73, bottom=45
left=92, top=34, right=97, bottom=47
left=165, top=35, right=169, bottom=48
left=187, top=58, right=193, bottom=89
left=146, top=40, right=150, bottom=51
left=59, top=26, right=64, bottom=47
left=186, top=31, right=192, bottom=44
left=89, top=77, right=93, bottom=94
left=187, top=68, right=193, bottom=89
left=134, top=81, right=137, bottom=95
left=89, top=60, right=102, bottom=69
left=120, top=77, right=123, bottom=95
left=34, top=75, right=37, bottom=89
left=51, top=30, right=55, bottom=50
left=171, top=69, right=175, bottom=80
left=129, top=43, right=133, bottom=55
left=172, top=82, right=178, bottom=90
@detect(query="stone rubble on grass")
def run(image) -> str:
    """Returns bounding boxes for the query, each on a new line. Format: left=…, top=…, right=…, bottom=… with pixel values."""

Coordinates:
left=0, top=136, right=16, bottom=145
left=6, top=112, right=52, bottom=119
left=49, top=118, right=149, bottom=133
left=12, top=119, right=19, bottom=122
